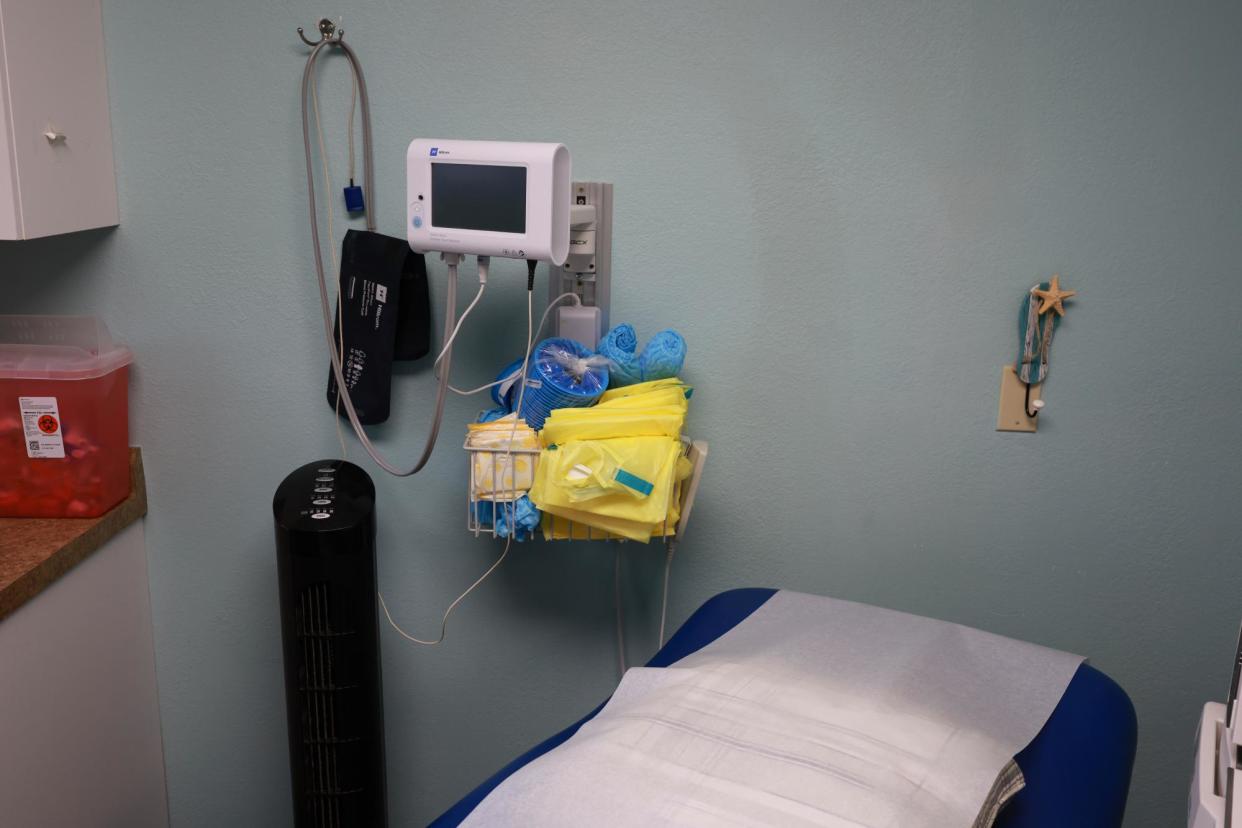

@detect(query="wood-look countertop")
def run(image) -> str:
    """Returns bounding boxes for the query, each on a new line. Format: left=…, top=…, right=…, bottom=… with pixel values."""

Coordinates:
left=0, top=448, right=147, bottom=622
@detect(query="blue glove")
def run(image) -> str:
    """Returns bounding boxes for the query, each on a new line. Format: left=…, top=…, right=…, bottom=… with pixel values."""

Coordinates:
left=474, top=496, right=541, bottom=542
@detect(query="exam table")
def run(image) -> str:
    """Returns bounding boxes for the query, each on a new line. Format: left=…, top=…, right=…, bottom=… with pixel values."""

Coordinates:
left=432, top=588, right=1137, bottom=827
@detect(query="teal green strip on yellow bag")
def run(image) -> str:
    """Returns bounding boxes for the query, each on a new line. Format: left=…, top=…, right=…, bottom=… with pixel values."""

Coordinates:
left=614, top=468, right=654, bottom=497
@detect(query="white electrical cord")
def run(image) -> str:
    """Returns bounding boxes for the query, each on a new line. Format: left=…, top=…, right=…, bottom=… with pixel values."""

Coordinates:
left=302, top=38, right=545, bottom=647
left=301, top=38, right=455, bottom=478
left=378, top=534, right=513, bottom=647
left=308, top=56, right=349, bottom=460
left=378, top=287, right=537, bottom=646
left=658, top=540, right=678, bottom=647
left=433, top=259, right=489, bottom=373
left=449, top=291, right=582, bottom=396
left=347, top=73, right=357, bottom=185
left=615, top=548, right=627, bottom=675
left=506, top=287, right=537, bottom=494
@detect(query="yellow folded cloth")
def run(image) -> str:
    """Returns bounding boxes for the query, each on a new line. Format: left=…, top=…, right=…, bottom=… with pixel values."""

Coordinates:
left=532, top=437, right=681, bottom=525
left=539, top=456, right=690, bottom=542
left=539, top=407, right=685, bottom=446
left=596, top=378, right=692, bottom=406
left=539, top=505, right=673, bottom=542
left=530, top=378, right=692, bottom=541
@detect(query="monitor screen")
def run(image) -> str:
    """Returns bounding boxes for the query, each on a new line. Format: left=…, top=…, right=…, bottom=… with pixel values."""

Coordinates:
left=431, top=163, right=527, bottom=234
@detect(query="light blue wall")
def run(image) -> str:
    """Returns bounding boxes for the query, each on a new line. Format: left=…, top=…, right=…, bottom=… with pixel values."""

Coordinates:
left=2, top=0, right=1239, bottom=824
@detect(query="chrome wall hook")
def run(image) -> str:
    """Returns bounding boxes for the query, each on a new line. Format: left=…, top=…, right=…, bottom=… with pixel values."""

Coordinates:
left=297, top=17, right=343, bottom=47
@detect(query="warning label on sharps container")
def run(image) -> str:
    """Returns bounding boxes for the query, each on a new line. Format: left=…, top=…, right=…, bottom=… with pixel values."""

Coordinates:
left=20, top=397, right=65, bottom=459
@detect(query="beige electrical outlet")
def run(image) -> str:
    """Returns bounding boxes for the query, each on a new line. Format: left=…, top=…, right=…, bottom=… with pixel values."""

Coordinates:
left=997, top=365, right=1041, bottom=432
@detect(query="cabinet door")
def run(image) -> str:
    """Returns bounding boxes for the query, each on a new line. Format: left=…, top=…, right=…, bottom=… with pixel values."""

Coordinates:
left=0, top=522, right=168, bottom=826
left=0, top=0, right=118, bottom=240
left=0, top=74, right=16, bottom=237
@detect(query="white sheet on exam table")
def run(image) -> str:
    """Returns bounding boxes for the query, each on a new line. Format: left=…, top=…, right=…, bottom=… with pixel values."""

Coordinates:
left=462, top=590, right=1083, bottom=828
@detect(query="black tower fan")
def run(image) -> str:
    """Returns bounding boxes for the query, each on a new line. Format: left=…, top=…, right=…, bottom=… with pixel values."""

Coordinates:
left=273, top=460, right=387, bottom=827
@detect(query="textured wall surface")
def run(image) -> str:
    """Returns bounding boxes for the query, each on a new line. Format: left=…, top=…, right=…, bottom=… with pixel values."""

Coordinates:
left=1, top=1, right=1239, bottom=825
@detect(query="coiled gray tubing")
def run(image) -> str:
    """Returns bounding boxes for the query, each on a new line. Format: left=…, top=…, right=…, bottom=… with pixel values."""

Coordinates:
left=301, top=38, right=455, bottom=476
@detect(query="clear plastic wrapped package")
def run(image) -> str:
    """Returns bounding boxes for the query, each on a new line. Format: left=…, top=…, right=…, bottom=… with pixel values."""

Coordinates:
left=517, top=338, right=609, bottom=430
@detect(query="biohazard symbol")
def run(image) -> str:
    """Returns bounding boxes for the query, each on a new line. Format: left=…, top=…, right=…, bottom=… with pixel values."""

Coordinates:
left=38, top=414, right=59, bottom=434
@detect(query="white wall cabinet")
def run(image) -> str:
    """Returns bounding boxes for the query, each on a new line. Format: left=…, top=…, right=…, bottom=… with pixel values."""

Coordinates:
left=0, top=0, right=118, bottom=240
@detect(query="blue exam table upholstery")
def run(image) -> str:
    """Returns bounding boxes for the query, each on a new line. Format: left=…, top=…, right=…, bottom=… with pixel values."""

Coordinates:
left=432, top=588, right=1137, bottom=827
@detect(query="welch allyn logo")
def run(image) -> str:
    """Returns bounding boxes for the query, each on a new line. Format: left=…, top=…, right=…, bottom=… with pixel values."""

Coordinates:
left=429, top=147, right=438, bottom=156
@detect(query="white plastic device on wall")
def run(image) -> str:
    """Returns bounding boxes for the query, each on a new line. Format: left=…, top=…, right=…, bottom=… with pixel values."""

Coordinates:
left=406, top=139, right=571, bottom=265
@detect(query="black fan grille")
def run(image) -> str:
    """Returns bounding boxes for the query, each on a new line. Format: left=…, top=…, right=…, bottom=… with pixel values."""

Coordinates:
left=295, top=582, right=366, bottom=826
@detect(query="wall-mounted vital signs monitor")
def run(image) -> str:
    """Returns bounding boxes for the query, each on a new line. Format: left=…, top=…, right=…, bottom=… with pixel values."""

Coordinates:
left=407, top=139, right=571, bottom=265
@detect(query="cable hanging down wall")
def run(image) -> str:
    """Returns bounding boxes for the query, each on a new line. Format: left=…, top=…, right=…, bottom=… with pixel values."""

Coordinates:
left=299, top=20, right=455, bottom=477
left=297, top=20, right=705, bottom=657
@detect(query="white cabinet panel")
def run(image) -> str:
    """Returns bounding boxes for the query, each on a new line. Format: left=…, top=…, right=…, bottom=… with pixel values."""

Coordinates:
left=0, top=0, right=118, bottom=240
left=0, top=522, right=168, bottom=827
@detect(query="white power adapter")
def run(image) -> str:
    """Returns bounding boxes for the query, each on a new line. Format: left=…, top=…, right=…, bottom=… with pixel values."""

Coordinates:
left=558, top=304, right=602, bottom=349
left=557, top=203, right=602, bottom=347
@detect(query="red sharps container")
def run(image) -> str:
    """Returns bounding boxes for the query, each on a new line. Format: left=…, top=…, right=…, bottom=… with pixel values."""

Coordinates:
left=0, top=316, right=134, bottom=518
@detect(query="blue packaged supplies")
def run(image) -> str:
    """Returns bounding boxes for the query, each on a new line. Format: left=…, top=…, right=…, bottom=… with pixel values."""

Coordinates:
left=518, top=338, right=609, bottom=430
left=598, top=324, right=643, bottom=386
left=639, top=330, right=686, bottom=383
left=491, top=357, right=527, bottom=411
left=473, top=496, right=541, bottom=542
left=597, top=324, right=687, bottom=387
left=476, top=407, right=510, bottom=423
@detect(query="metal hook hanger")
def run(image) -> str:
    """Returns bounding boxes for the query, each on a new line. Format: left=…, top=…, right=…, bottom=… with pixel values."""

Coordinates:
left=1025, top=381, right=1044, bottom=418
left=297, top=17, right=344, bottom=47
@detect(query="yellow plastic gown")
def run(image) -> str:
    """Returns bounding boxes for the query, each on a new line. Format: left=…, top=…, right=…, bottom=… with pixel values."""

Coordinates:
left=539, top=460, right=690, bottom=541
left=530, top=380, right=692, bottom=542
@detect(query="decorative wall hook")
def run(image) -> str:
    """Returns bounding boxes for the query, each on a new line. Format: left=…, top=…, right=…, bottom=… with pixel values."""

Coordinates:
left=1019, top=275, right=1073, bottom=416
left=998, top=275, right=1077, bottom=432
left=297, top=17, right=343, bottom=47
left=1017, top=275, right=1076, bottom=387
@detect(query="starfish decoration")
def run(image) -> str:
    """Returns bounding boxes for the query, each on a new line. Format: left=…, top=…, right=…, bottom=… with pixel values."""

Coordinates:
left=1032, top=274, right=1076, bottom=316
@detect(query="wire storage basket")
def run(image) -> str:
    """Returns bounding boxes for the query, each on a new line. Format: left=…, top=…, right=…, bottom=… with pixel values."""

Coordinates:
left=465, top=436, right=708, bottom=542
left=465, top=435, right=542, bottom=539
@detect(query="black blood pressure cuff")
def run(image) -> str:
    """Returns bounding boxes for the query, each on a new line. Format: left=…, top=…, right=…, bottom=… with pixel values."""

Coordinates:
left=394, top=248, right=431, bottom=361
left=326, top=229, right=431, bottom=424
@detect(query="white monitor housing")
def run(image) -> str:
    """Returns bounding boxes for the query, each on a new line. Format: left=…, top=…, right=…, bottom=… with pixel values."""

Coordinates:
left=407, top=139, right=571, bottom=266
